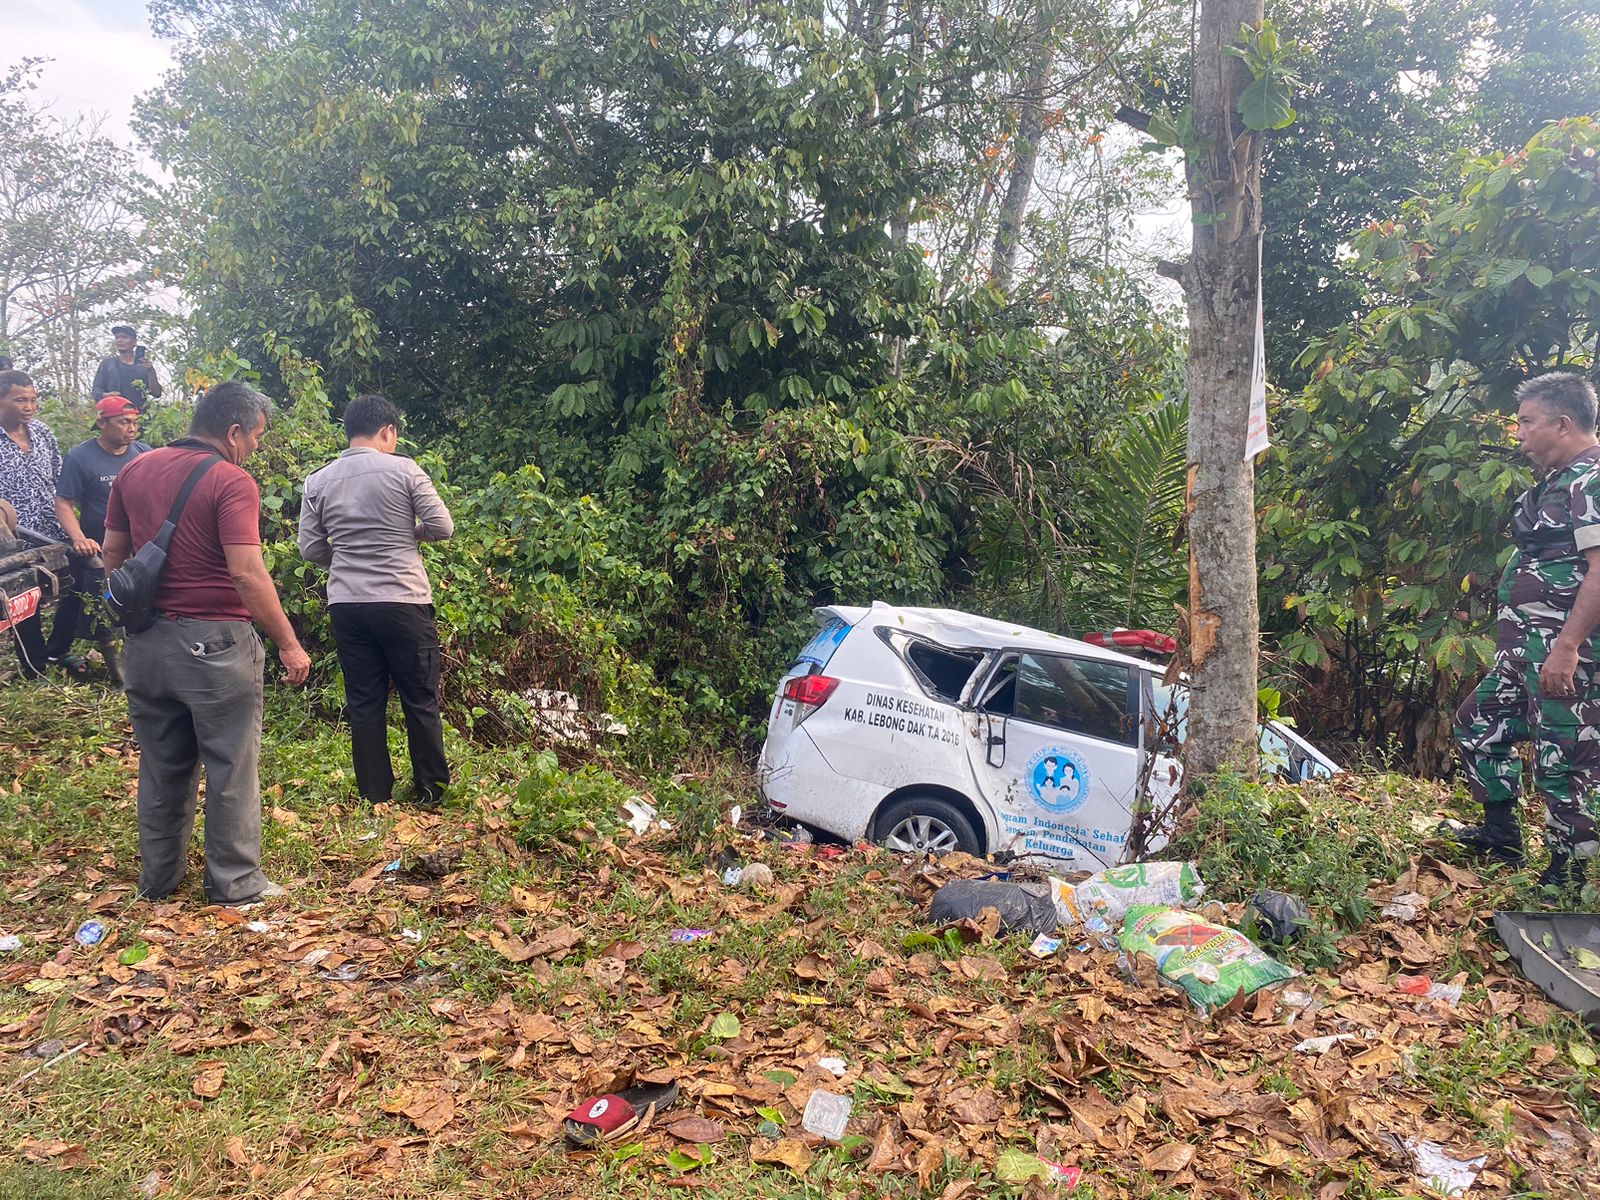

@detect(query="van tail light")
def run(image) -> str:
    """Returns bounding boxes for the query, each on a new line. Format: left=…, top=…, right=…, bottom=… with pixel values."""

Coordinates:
left=782, top=673, right=839, bottom=708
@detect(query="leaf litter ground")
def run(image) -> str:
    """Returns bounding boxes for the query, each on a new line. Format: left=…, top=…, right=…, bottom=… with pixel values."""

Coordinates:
left=1, top=694, right=1598, bottom=1199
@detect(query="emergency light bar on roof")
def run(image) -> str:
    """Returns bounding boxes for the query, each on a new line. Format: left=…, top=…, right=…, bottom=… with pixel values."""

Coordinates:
left=1081, top=629, right=1178, bottom=655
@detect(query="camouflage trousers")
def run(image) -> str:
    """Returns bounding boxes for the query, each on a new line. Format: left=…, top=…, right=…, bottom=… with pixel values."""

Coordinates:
left=1454, top=648, right=1600, bottom=858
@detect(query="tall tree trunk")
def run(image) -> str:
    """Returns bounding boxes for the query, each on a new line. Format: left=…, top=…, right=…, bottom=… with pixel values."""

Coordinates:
left=1179, top=0, right=1264, bottom=779
left=990, top=44, right=1049, bottom=289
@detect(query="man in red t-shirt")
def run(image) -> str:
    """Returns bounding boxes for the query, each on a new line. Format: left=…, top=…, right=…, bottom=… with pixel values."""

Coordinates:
left=104, top=381, right=311, bottom=907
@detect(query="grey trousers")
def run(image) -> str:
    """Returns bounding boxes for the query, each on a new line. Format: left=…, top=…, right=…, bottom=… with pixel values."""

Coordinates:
left=124, top=617, right=269, bottom=904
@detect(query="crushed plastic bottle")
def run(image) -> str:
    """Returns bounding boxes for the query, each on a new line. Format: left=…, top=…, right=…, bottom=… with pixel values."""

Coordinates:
left=801, top=1089, right=852, bottom=1142
left=0, top=934, right=21, bottom=952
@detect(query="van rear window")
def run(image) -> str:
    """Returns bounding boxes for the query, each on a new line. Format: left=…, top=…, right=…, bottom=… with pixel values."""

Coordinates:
left=793, top=617, right=850, bottom=670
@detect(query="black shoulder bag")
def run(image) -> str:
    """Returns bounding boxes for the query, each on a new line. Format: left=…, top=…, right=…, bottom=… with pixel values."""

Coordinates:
left=105, top=452, right=222, bottom=633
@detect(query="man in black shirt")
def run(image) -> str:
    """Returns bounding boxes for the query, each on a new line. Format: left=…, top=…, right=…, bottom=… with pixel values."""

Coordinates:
left=90, top=326, right=163, bottom=411
left=54, top=395, right=151, bottom=679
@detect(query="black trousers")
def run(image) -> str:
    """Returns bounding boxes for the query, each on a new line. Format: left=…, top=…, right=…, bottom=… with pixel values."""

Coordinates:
left=330, top=602, right=449, bottom=805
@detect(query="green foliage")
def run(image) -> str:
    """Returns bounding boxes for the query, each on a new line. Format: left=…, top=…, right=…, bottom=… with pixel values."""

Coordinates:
left=1261, top=0, right=1600, bottom=384
left=1176, top=772, right=1413, bottom=949
left=508, top=749, right=630, bottom=853
left=1227, top=21, right=1301, bottom=132
left=137, top=0, right=1190, bottom=728
left=1262, top=117, right=1600, bottom=763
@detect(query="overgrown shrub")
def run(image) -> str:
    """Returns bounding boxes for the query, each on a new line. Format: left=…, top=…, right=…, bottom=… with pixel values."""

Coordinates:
left=187, top=341, right=692, bottom=769
left=1175, top=771, right=1415, bottom=947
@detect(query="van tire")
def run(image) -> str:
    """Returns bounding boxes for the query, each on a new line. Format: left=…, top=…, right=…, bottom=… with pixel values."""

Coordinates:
left=875, top=795, right=981, bottom=857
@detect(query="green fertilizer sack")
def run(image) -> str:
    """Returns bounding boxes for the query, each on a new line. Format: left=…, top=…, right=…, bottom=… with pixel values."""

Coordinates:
left=1119, top=905, right=1298, bottom=1010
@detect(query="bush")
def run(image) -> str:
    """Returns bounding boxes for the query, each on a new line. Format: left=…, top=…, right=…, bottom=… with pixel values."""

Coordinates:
left=1175, top=771, right=1415, bottom=954
left=180, top=340, right=692, bottom=770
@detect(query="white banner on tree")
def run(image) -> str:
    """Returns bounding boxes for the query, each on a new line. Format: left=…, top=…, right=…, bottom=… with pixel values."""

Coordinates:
left=1245, top=231, right=1270, bottom=460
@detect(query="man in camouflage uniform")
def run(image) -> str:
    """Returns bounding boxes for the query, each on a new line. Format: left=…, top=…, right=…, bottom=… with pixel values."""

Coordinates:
left=1454, top=372, right=1600, bottom=889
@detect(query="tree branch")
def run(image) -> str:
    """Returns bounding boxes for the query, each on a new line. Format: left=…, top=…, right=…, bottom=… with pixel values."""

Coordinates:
left=1115, top=104, right=1151, bottom=133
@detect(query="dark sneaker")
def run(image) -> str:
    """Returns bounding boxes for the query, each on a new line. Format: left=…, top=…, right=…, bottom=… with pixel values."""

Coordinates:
left=1539, top=855, right=1589, bottom=891
left=1442, top=821, right=1525, bottom=867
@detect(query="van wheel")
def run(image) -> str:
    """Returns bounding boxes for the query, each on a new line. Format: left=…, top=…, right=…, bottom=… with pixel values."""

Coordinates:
left=875, top=795, right=981, bottom=857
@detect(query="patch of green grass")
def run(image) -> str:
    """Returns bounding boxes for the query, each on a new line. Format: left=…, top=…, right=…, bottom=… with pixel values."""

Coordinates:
left=0, top=1165, right=132, bottom=1200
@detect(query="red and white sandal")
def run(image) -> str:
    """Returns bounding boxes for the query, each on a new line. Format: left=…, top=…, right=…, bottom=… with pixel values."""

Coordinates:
left=562, top=1080, right=681, bottom=1148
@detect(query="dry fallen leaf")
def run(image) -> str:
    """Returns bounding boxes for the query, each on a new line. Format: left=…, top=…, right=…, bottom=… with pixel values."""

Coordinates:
left=192, top=1060, right=228, bottom=1099
left=223, top=1136, right=253, bottom=1168
left=665, top=1116, right=726, bottom=1144
left=1141, top=1142, right=1197, bottom=1173
left=385, top=1085, right=456, bottom=1135
left=751, top=1137, right=814, bottom=1173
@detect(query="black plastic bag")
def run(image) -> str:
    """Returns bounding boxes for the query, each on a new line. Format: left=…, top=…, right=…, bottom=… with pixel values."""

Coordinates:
left=928, top=880, right=1058, bottom=936
left=1249, top=889, right=1310, bottom=944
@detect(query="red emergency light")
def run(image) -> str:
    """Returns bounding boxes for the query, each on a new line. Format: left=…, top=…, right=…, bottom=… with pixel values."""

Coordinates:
left=1082, top=629, right=1178, bottom=655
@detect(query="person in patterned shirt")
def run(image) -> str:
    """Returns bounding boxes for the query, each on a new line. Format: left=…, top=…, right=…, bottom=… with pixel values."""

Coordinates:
left=1454, top=372, right=1600, bottom=890
left=0, top=369, right=72, bottom=678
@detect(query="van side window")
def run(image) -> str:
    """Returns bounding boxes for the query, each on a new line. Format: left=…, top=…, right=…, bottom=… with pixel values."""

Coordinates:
left=905, top=641, right=983, bottom=703
left=1014, top=653, right=1136, bottom=745
left=979, top=657, right=1018, bottom=715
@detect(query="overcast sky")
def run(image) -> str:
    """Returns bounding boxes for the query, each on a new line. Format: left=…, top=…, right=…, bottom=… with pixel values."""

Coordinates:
left=12, top=0, right=172, bottom=154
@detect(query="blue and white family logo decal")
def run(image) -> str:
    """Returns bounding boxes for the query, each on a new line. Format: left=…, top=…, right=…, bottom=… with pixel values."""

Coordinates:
left=1026, top=745, right=1090, bottom=813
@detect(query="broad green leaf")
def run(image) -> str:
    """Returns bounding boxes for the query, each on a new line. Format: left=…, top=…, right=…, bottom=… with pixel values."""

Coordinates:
left=666, top=1145, right=713, bottom=1171
left=755, top=1105, right=786, bottom=1124
left=708, top=1012, right=741, bottom=1039
left=118, top=942, right=150, bottom=966
left=1524, top=264, right=1554, bottom=288
left=1238, top=75, right=1296, bottom=131
left=996, top=1148, right=1051, bottom=1183
left=1570, top=1041, right=1597, bottom=1067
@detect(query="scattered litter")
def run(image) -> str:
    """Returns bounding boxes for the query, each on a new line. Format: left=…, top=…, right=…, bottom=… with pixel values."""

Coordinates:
left=318, top=963, right=364, bottom=982
left=721, top=866, right=744, bottom=886
left=1120, top=906, right=1298, bottom=1011
left=928, top=879, right=1057, bottom=935
left=816, top=1056, right=847, bottom=1077
left=1028, top=934, right=1062, bottom=958
left=1382, top=891, right=1428, bottom=922
left=800, top=1089, right=851, bottom=1141
left=0, top=935, right=21, bottom=952
left=357, top=831, right=379, bottom=841
left=1279, top=988, right=1322, bottom=1019
left=622, top=798, right=660, bottom=837
left=741, top=862, right=774, bottom=889
left=729, top=805, right=742, bottom=827
left=1249, top=890, right=1310, bottom=944
left=245, top=920, right=272, bottom=934
left=382, top=859, right=402, bottom=873
left=1294, top=1033, right=1366, bottom=1054
left=756, top=1119, right=782, bottom=1139
left=300, top=948, right=333, bottom=968
left=1052, top=862, right=1204, bottom=926
left=670, top=929, right=715, bottom=943
left=1041, top=1160, right=1081, bottom=1187
left=25, top=1038, right=65, bottom=1059
left=73, top=920, right=106, bottom=947
left=401, top=928, right=424, bottom=944
left=1405, top=1137, right=1486, bottom=1196
left=1396, top=974, right=1462, bottom=1006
